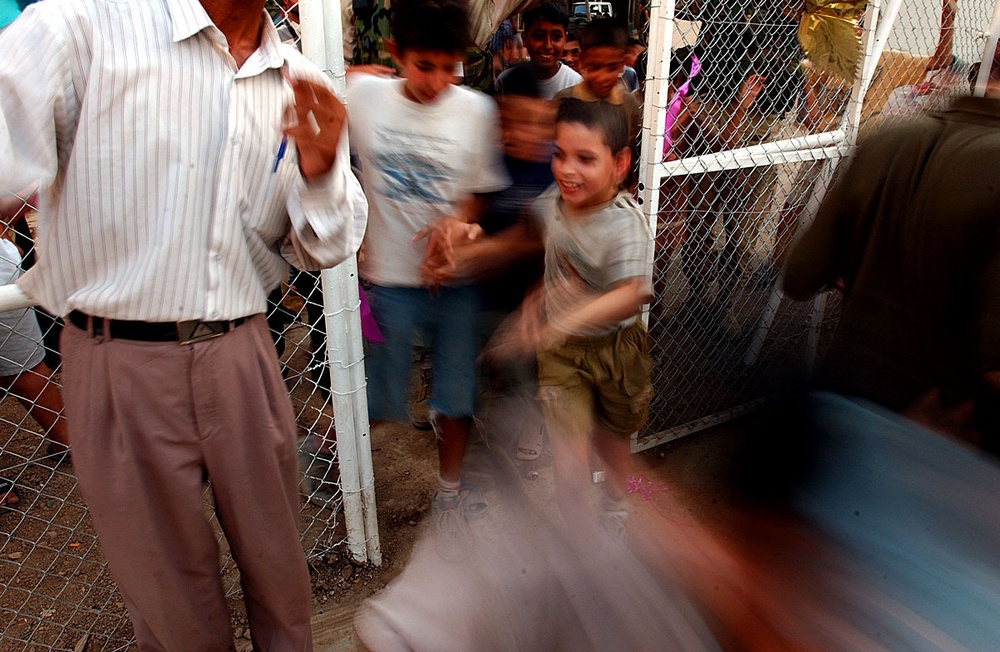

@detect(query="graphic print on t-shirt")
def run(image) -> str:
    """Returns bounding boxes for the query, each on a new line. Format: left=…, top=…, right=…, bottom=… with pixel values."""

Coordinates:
left=372, top=127, right=457, bottom=207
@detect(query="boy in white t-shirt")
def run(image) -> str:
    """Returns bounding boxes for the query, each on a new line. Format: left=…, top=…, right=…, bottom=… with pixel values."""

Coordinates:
left=346, top=0, right=509, bottom=529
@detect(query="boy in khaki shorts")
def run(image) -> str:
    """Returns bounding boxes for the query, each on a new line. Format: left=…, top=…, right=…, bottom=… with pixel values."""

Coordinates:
left=521, top=98, right=652, bottom=541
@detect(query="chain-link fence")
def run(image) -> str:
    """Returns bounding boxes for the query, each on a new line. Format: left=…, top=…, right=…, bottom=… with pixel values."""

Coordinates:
left=636, top=0, right=1000, bottom=450
left=0, top=2, right=379, bottom=649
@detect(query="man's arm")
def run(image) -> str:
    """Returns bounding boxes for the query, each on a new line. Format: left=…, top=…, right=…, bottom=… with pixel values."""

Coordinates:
left=0, top=7, right=72, bottom=195
left=925, top=0, right=958, bottom=74
left=781, top=202, right=847, bottom=300
left=782, top=156, right=866, bottom=300
left=281, top=77, right=368, bottom=271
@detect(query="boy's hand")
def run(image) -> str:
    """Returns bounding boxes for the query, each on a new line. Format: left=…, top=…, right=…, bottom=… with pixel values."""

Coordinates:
left=481, top=288, right=548, bottom=363
left=517, top=286, right=564, bottom=351
left=414, top=216, right=483, bottom=286
left=283, top=76, right=347, bottom=182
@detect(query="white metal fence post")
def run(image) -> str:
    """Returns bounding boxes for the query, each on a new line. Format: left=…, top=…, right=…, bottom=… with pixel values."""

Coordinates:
left=298, top=0, right=381, bottom=565
left=974, top=0, right=1000, bottom=95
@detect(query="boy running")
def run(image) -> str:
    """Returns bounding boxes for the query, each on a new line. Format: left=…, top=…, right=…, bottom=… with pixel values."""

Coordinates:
left=524, top=99, right=653, bottom=540
left=346, top=0, right=508, bottom=527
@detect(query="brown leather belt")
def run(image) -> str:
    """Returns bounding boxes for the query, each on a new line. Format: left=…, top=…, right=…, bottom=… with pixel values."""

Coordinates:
left=68, top=310, right=248, bottom=345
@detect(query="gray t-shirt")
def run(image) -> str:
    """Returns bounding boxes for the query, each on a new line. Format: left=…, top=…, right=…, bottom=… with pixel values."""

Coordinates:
left=532, top=186, right=652, bottom=336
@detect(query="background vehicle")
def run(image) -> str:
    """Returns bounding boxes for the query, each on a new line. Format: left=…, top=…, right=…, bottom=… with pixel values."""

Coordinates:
left=571, top=1, right=613, bottom=24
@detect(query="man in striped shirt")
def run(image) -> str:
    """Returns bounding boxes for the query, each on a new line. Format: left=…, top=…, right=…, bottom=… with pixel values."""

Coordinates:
left=0, top=1, right=368, bottom=649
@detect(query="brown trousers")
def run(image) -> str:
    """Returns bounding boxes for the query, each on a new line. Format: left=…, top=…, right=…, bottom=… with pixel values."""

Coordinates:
left=61, top=315, right=313, bottom=651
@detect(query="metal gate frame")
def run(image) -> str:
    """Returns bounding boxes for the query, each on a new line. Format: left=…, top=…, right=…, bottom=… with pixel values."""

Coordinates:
left=634, top=0, right=1000, bottom=451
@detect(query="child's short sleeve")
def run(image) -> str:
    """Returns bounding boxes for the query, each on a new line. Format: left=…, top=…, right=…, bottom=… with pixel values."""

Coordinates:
left=603, top=198, right=652, bottom=285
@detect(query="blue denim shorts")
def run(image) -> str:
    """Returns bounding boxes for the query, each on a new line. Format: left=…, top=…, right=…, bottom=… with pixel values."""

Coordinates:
left=364, top=284, right=480, bottom=422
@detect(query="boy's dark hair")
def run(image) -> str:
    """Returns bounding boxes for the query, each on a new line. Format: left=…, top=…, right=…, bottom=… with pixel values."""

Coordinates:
left=556, top=98, right=629, bottom=154
left=522, top=2, right=570, bottom=31
left=565, top=28, right=582, bottom=45
left=581, top=17, right=628, bottom=52
left=626, top=37, right=645, bottom=49
left=499, top=63, right=542, bottom=98
left=391, top=0, right=471, bottom=54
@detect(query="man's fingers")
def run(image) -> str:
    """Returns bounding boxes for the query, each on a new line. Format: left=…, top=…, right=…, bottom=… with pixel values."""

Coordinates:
left=288, top=77, right=330, bottom=107
left=286, top=76, right=346, bottom=134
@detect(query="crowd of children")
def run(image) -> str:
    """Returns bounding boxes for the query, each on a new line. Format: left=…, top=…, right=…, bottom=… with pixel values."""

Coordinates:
left=344, top=0, right=653, bottom=546
left=344, top=0, right=975, bottom=544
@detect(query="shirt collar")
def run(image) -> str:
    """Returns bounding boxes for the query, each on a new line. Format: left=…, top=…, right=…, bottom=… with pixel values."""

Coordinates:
left=165, top=0, right=286, bottom=72
left=166, top=0, right=214, bottom=43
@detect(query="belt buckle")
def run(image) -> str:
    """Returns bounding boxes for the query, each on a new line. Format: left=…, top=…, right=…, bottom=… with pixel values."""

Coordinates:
left=177, top=320, right=227, bottom=345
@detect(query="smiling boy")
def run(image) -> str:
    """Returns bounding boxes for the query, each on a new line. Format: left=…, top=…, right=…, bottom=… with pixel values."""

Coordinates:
left=525, top=99, right=652, bottom=541
left=496, top=2, right=581, bottom=99
left=561, top=28, right=582, bottom=73
left=346, top=0, right=508, bottom=528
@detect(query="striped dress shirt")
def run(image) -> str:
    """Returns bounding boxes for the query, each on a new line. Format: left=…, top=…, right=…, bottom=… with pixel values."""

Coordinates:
left=0, top=0, right=367, bottom=321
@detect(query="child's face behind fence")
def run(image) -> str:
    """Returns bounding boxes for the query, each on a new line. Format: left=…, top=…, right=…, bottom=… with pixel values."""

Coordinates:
left=390, top=46, right=462, bottom=104
left=552, top=121, right=628, bottom=213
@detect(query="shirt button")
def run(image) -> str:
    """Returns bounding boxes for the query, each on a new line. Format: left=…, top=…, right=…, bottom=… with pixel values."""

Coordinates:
left=211, top=311, right=220, bottom=318
left=231, top=136, right=241, bottom=145
left=215, top=253, right=223, bottom=261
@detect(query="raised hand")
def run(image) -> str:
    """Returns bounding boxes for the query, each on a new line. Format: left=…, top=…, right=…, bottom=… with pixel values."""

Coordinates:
left=283, top=76, right=347, bottom=182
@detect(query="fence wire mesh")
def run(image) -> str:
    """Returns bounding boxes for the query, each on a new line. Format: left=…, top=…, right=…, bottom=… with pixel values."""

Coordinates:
left=636, top=0, right=997, bottom=449
left=0, top=4, right=362, bottom=650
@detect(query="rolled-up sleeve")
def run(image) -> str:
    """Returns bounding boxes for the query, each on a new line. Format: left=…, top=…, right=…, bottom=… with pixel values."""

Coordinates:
left=0, top=5, right=72, bottom=196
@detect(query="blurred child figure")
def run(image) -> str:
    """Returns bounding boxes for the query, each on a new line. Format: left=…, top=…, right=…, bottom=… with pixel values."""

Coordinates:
left=560, top=28, right=582, bottom=73
left=555, top=18, right=643, bottom=184
left=422, top=69, right=555, bottom=462
left=510, top=34, right=528, bottom=66
left=487, top=19, right=517, bottom=82
left=496, top=2, right=581, bottom=99
left=621, top=37, right=643, bottom=93
left=346, top=0, right=508, bottom=530
left=522, top=99, right=652, bottom=540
